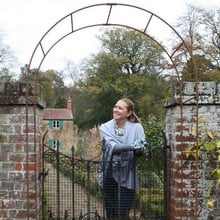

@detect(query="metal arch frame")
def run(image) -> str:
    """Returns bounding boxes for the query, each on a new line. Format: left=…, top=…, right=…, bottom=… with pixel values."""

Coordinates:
left=25, top=3, right=200, bottom=219
left=28, top=3, right=193, bottom=76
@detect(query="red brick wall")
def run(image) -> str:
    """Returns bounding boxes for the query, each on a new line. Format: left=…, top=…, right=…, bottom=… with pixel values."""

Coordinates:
left=165, top=82, right=220, bottom=219
left=0, top=82, right=43, bottom=219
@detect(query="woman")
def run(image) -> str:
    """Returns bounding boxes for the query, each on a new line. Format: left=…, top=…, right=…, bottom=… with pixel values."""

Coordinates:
left=98, top=98, right=146, bottom=220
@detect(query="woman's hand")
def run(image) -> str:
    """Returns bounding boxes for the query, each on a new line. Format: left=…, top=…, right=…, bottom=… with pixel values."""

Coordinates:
left=133, top=139, right=147, bottom=157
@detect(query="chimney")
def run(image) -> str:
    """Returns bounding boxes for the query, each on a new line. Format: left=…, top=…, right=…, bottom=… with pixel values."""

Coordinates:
left=67, top=93, right=72, bottom=110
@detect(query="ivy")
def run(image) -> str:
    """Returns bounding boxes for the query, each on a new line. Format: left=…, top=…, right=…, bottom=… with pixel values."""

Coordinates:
left=185, top=118, right=220, bottom=208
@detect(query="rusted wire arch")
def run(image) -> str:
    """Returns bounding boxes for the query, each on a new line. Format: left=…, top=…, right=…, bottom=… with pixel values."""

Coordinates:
left=30, top=23, right=181, bottom=77
left=28, top=3, right=193, bottom=77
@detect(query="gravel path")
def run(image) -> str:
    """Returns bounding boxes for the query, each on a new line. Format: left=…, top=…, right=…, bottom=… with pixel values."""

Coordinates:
left=44, top=163, right=104, bottom=219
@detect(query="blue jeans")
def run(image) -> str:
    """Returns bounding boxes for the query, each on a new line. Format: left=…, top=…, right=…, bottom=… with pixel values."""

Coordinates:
left=103, top=172, right=135, bottom=220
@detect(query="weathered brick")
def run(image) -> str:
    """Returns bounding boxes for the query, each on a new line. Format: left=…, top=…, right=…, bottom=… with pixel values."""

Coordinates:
left=23, top=163, right=36, bottom=171
left=15, top=210, right=29, bottom=218
left=0, top=82, right=43, bottom=219
left=8, top=191, right=21, bottom=200
left=9, top=210, right=17, bottom=218
left=9, top=172, right=24, bottom=181
left=9, top=153, right=25, bottom=162
left=176, top=134, right=195, bottom=142
left=15, top=163, right=22, bottom=171
left=0, top=181, right=14, bottom=191
left=15, top=143, right=23, bottom=152
left=8, top=135, right=23, bottom=144
left=3, top=200, right=15, bottom=209
left=0, top=210, right=8, bottom=218
left=166, top=82, right=220, bottom=219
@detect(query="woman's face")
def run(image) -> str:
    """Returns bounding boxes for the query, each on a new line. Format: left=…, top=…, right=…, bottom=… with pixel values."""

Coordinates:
left=113, top=100, right=132, bottom=121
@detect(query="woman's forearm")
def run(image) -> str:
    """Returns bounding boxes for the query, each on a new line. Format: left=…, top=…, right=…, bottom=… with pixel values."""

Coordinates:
left=112, top=144, right=133, bottom=153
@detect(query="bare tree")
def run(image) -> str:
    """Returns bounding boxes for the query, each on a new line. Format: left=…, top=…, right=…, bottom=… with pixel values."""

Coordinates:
left=171, top=4, right=220, bottom=80
left=0, top=32, right=16, bottom=70
left=200, top=8, right=220, bottom=69
left=62, top=60, right=84, bottom=87
left=0, top=31, right=18, bottom=81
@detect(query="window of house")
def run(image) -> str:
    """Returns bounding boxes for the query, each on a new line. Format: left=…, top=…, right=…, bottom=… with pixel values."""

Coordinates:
left=48, top=139, right=63, bottom=150
left=49, top=120, right=63, bottom=129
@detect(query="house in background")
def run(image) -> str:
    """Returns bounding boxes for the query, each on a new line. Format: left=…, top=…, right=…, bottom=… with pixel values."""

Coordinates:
left=42, top=94, right=75, bottom=154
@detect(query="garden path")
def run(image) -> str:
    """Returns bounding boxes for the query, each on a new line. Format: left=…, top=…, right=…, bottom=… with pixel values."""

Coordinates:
left=44, top=163, right=104, bottom=218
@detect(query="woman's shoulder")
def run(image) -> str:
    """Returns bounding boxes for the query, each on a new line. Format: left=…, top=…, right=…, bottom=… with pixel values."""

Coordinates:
left=127, top=120, right=143, bottom=127
left=100, top=119, right=114, bottom=129
left=127, top=120, right=144, bottom=132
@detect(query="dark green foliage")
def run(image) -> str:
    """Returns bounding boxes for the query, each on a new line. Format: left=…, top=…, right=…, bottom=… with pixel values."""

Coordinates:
left=74, top=28, right=168, bottom=129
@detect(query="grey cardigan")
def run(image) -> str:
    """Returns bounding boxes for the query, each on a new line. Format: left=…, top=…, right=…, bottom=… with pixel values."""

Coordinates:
left=98, top=119, right=145, bottom=190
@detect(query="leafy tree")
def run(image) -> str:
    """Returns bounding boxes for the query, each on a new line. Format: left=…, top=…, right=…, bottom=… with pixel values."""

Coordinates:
left=38, top=69, right=67, bottom=108
left=98, top=27, right=164, bottom=75
left=75, top=27, right=168, bottom=129
left=182, top=54, right=214, bottom=81
left=19, top=67, right=67, bottom=108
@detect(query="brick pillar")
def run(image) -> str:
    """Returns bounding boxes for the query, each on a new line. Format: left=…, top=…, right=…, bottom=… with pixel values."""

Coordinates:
left=0, top=82, right=44, bottom=219
left=165, top=82, right=220, bottom=220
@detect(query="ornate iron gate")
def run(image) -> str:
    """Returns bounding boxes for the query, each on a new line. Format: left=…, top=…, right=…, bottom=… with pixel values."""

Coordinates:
left=40, top=139, right=169, bottom=220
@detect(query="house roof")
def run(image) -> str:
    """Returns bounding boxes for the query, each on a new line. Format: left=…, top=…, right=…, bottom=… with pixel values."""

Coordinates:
left=43, top=108, right=73, bottom=120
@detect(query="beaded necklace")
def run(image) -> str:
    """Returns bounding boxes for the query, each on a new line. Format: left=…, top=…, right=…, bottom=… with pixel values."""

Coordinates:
left=114, top=120, right=125, bottom=136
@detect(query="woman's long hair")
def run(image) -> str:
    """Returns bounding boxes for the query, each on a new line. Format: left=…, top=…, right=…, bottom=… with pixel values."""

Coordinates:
left=120, top=98, right=141, bottom=123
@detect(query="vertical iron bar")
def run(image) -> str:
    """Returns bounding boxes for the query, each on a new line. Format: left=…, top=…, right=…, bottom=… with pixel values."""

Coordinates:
left=42, top=145, right=45, bottom=220
left=133, top=158, right=136, bottom=220
left=164, top=132, right=171, bottom=220
left=71, top=146, right=75, bottom=219
left=86, top=161, right=91, bottom=219
left=163, top=144, right=167, bottom=220
left=25, top=70, right=30, bottom=220
left=102, top=141, right=107, bottom=219
left=102, top=160, right=106, bottom=219
left=56, top=142, right=60, bottom=219
left=64, top=210, right=68, bottom=219
left=118, top=161, right=121, bottom=219
left=41, top=130, right=48, bottom=220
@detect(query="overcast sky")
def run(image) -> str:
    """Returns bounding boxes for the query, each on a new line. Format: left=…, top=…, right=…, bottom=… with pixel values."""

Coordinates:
left=0, top=0, right=219, bottom=73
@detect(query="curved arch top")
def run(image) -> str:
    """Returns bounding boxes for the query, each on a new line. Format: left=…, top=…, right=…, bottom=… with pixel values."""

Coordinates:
left=28, top=2, right=191, bottom=78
